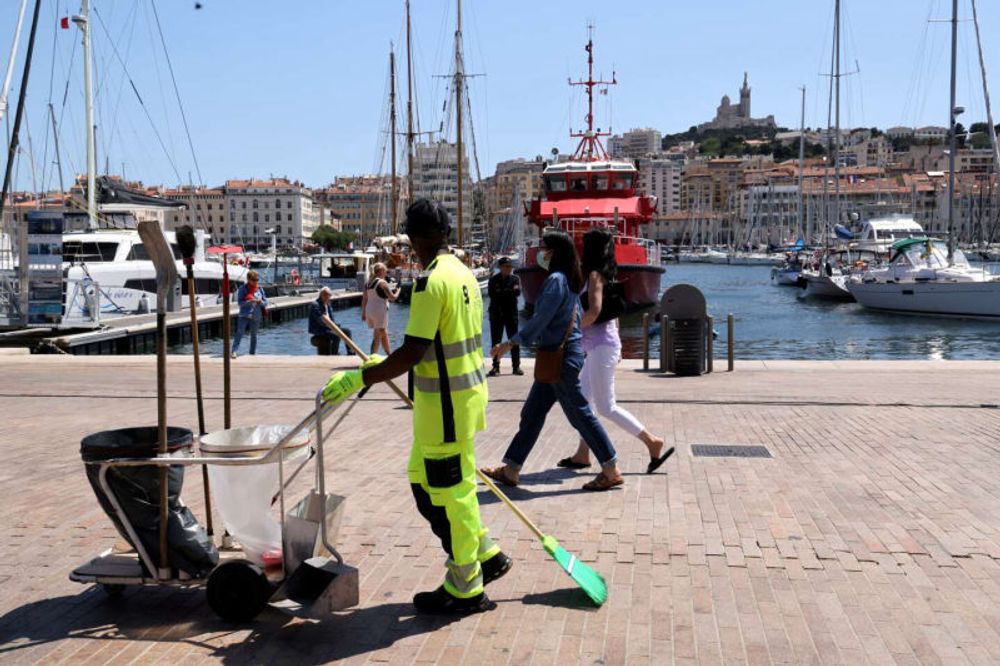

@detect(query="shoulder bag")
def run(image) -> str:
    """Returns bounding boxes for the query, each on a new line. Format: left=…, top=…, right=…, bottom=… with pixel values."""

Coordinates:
left=533, top=303, right=577, bottom=384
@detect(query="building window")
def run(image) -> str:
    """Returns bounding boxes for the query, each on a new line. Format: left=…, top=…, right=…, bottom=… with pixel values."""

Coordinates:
left=241, top=201, right=246, bottom=209
left=265, top=214, right=270, bottom=223
left=275, top=212, right=282, bottom=222
left=242, top=213, right=247, bottom=222
left=229, top=212, right=235, bottom=222
left=253, top=212, right=259, bottom=222
left=252, top=199, right=258, bottom=209
left=275, top=198, right=281, bottom=209
left=287, top=201, right=292, bottom=209
left=230, top=200, right=235, bottom=209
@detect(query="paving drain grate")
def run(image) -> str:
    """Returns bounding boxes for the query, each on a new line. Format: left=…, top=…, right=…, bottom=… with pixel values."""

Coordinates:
left=692, top=444, right=772, bottom=459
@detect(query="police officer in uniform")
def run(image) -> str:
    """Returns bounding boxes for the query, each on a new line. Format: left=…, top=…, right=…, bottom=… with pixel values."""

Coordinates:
left=486, top=257, right=522, bottom=376
left=322, top=198, right=512, bottom=614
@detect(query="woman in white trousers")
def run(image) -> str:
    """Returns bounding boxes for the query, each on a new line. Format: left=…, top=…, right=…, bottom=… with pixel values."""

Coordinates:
left=557, top=228, right=674, bottom=474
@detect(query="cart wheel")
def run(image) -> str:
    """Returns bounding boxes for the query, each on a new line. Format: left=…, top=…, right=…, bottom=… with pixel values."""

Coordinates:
left=101, top=583, right=126, bottom=598
left=206, top=560, right=271, bottom=622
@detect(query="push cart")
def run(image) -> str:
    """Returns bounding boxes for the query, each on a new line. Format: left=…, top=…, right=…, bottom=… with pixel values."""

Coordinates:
left=70, top=390, right=361, bottom=622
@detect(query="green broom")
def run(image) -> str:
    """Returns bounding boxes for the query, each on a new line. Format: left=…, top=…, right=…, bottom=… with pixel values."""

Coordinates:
left=476, top=469, right=608, bottom=607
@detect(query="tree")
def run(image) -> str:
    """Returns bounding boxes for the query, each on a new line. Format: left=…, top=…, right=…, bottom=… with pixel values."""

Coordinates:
left=311, top=226, right=356, bottom=251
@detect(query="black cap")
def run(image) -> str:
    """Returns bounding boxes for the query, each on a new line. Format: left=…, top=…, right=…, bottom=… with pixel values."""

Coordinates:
left=404, top=198, right=451, bottom=240
left=497, top=256, right=512, bottom=266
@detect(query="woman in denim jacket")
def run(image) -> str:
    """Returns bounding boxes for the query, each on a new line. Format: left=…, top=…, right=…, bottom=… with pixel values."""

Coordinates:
left=481, top=230, right=623, bottom=491
left=232, top=270, right=269, bottom=357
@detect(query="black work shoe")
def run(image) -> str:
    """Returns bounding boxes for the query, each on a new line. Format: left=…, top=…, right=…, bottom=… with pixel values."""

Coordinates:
left=412, top=586, right=496, bottom=615
left=482, top=551, right=513, bottom=585
left=487, top=367, right=500, bottom=377
left=511, top=367, right=524, bottom=376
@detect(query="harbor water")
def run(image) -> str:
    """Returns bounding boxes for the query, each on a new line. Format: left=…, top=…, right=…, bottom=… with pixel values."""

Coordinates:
left=173, top=264, right=1000, bottom=361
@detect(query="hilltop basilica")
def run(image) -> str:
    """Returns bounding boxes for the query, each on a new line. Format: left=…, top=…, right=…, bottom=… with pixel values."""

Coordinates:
left=698, top=72, right=776, bottom=132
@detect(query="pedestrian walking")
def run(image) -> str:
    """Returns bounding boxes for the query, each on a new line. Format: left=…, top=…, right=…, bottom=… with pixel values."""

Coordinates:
left=322, top=198, right=511, bottom=615
left=480, top=230, right=624, bottom=492
left=558, top=228, right=674, bottom=473
left=487, top=257, right=522, bottom=376
left=362, top=262, right=401, bottom=355
left=231, top=270, right=268, bottom=358
left=309, top=287, right=353, bottom=355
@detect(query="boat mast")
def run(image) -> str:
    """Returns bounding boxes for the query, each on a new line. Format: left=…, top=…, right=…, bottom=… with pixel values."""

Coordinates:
left=0, top=0, right=41, bottom=224
left=74, top=1, right=98, bottom=230
left=833, top=0, right=841, bottom=236
left=569, top=27, right=616, bottom=161
left=454, top=0, right=464, bottom=248
left=405, top=0, right=415, bottom=205
left=947, top=0, right=958, bottom=265
left=798, top=85, right=806, bottom=243
left=0, top=0, right=28, bottom=126
left=389, top=45, right=398, bottom=234
left=970, top=0, right=999, bottom=248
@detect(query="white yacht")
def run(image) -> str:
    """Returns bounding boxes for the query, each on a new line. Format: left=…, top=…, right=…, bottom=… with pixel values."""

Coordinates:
left=311, top=252, right=373, bottom=292
left=854, top=216, right=926, bottom=253
left=62, top=228, right=248, bottom=325
left=847, top=238, right=1000, bottom=319
left=800, top=247, right=883, bottom=300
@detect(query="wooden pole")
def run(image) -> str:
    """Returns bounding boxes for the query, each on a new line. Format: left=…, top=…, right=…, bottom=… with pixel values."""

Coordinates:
left=727, top=313, right=735, bottom=372
left=641, top=312, right=650, bottom=371
left=327, top=321, right=413, bottom=408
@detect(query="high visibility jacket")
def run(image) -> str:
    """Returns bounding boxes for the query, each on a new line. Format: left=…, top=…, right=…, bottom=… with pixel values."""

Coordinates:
left=404, top=253, right=488, bottom=445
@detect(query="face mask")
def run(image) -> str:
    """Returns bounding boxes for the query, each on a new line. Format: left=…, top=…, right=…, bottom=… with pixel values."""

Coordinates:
left=537, top=250, right=551, bottom=271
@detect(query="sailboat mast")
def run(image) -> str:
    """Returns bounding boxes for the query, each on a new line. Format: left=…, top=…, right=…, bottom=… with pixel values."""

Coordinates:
left=405, top=0, right=415, bottom=204
left=947, top=0, right=958, bottom=264
left=970, top=0, right=1000, bottom=249
left=0, top=0, right=28, bottom=126
left=454, top=0, right=464, bottom=248
left=798, top=85, right=806, bottom=242
left=75, top=0, right=97, bottom=229
left=833, top=0, right=841, bottom=233
left=389, top=46, right=398, bottom=234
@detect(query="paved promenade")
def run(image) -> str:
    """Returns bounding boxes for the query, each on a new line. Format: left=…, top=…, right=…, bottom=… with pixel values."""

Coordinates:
left=1, top=355, right=999, bottom=664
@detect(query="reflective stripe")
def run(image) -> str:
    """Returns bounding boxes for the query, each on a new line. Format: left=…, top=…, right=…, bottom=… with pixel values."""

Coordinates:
left=422, top=334, right=482, bottom=363
left=414, top=366, right=486, bottom=393
left=444, top=559, right=483, bottom=598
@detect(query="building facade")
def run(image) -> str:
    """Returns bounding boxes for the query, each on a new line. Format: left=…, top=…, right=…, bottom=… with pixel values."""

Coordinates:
left=412, top=141, right=473, bottom=243
left=223, top=178, right=319, bottom=250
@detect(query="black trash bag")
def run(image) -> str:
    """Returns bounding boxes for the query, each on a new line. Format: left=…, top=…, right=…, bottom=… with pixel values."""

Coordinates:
left=81, top=427, right=219, bottom=578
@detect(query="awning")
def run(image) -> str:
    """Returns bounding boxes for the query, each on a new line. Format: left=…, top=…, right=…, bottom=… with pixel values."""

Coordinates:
left=207, top=245, right=244, bottom=255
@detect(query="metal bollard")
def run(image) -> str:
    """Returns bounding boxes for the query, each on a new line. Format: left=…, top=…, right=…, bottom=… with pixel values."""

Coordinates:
left=706, top=315, right=714, bottom=373
left=659, top=316, right=670, bottom=373
left=642, top=312, right=650, bottom=371
left=727, top=313, right=735, bottom=372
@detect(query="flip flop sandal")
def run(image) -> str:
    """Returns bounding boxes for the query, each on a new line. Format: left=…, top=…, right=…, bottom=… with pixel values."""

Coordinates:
left=582, top=473, right=624, bottom=492
left=646, top=446, right=676, bottom=474
left=481, top=466, right=518, bottom=488
left=556, top=457, right=591, bottom=470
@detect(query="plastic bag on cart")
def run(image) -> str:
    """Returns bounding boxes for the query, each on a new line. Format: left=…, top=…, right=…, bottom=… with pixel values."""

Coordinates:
left=81, top=427, right=219, bottom=578
left=200, top=425, right=310, bottom=565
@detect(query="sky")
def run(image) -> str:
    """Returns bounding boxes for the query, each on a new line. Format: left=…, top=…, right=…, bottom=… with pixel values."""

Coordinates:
left=2, top=0, right=999, bottom=191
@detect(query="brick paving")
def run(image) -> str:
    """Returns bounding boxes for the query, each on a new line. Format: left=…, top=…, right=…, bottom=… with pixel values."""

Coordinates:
left=0, top=355, right=999, bottom=664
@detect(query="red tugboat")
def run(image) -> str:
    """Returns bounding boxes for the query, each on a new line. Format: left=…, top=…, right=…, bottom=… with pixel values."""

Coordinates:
left=516, top=34, right=664, bottom=311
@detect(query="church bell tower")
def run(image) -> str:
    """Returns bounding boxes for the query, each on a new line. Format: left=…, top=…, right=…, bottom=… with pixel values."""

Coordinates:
left=739, top=72, right=751, bottom=118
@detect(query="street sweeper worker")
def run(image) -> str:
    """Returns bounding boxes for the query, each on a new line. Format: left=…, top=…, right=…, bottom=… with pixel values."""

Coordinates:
left=322, top=197, right=512, bottom=615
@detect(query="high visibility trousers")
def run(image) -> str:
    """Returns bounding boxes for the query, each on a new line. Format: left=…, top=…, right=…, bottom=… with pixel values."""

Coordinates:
left=408, top=438, right=500, bottom=599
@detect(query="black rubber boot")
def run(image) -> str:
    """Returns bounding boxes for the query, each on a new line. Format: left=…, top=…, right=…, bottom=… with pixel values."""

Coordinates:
left=481, top=551, right=513, bottom=585
left=412, top=586, right=496, bottom=615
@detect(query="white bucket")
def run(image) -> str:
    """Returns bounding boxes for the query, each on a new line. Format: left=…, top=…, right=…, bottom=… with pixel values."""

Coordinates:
left=200, top=425, right=310, bottom=565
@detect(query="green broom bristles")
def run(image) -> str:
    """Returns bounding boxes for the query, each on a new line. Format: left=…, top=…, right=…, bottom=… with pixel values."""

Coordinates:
left=542, top=535, right=607, bottom=607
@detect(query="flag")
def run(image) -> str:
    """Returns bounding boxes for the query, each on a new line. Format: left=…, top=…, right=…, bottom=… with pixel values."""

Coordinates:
left=60, top=17, right=70, bottom=29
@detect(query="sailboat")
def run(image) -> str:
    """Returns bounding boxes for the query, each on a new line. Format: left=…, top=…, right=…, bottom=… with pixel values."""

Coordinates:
left=847, top=0, right=1000, bottom=319
left=799, top=0, right=855, bottom=301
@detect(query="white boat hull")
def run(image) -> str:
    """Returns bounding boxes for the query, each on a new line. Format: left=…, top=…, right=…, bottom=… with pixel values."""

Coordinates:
left=801, top=272, right=852, bottom=300
left=771, top=268, right=801, bottom=286
left=847, top=280, right=1000, bottom=319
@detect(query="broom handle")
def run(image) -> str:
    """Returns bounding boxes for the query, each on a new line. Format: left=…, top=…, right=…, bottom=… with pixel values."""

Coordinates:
left=474, top=469, right=546, bottom=542
left=328, top=321, right=413, bottom=407
left=346, top=329, right=547, bottom=542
